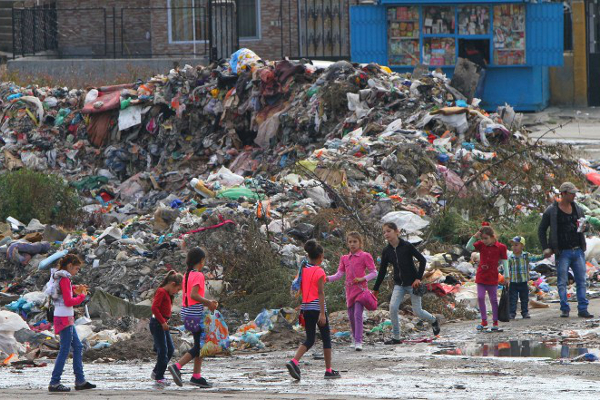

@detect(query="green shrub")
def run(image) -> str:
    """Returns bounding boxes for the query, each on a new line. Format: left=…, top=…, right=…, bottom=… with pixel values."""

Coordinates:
left=495, top=213, right=543, bottom=253
left=0, top=169, right=81, bottom=227
left=217, top=221, right=295, bottom=315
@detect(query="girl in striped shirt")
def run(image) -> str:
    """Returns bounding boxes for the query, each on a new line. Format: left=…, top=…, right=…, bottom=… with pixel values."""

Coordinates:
left=286, top=240, right=341, bottom=380
left=168, top=247, right=218, bottom=388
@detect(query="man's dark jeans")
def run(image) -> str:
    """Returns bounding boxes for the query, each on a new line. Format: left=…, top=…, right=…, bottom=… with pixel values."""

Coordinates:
left=149, top=317, right=174, bottom=380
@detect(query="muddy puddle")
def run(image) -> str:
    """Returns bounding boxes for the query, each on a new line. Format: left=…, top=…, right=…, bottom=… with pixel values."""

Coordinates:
left=434, top=340, right=599, bottom=359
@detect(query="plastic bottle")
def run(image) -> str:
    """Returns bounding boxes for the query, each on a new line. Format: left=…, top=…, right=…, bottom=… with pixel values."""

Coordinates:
left=190, top=178, right=215, bottom=198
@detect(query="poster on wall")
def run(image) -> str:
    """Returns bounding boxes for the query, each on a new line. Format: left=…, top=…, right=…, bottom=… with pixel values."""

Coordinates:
left=493, top=4, right=526, bottom=65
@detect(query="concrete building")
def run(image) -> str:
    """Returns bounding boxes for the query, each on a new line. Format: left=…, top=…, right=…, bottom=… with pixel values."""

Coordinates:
left=549, top=0, right=599, bottom=107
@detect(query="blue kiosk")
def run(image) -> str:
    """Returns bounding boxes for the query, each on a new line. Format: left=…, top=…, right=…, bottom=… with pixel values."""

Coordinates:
left=350, top=1, right=564, bottom=111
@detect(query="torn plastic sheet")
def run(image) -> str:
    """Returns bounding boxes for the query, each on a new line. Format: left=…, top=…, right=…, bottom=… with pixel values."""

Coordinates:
left=118, top=105, right=143, bottom=131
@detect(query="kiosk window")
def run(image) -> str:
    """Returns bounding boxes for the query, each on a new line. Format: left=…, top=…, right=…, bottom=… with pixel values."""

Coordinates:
left=493, top=4, right=526, bottom=65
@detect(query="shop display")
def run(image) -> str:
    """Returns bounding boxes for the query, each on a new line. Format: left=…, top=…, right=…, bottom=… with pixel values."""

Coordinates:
left=423, top=6, right=455, bottom=35
left=493, top=4, right=526, bottom=65
left=389, top=40, right=420, bottom=66
left=387, top=6, right=420, bottom=66
left=423, top=37, right=456, bottom=66
left=458, top=6, right=490, bottom=35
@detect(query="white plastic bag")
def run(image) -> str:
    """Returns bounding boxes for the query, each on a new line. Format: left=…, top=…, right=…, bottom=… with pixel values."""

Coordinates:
left=381, top=211, right=430, bottom=233
left=304, top=180, right=331, bottom=208
left=85, top=89, right=99, bottom=105
left=0, top=310, right=29, bottom=332
left=207, top=166, right=245, bottom=187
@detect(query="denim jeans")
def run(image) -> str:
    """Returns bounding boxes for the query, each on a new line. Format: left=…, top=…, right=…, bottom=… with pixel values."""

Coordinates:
left=390, top=285, right=435, bottom=340
left=50, top=325, right=85, bottom=386
left=149, top=318, right=174, bottom=380
left=557, top=249, right=589, bottom=312
left=509, top=282, right=529, bottom=316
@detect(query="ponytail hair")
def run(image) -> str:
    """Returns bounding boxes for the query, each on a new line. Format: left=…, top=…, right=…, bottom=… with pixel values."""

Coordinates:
left=304, top=239, right=324, bottom=262
left=160, top=270, right=183, bottom=288
left=183, top=247, right=206, bottom=307
left=58, top=254, right=83, bottom=271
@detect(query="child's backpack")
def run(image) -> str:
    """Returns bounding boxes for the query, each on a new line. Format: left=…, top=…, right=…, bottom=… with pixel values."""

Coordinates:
left=290, top=258, right=308, bottom=299
left=44, top=269, right=71, bottom=301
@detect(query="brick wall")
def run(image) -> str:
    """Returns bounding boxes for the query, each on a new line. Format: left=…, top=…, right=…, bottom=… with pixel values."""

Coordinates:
left=148, top=0, right=300, bottom=60
left=57, top=0, right=151, bottom=57
left=53, top=0, right=348, bottom=61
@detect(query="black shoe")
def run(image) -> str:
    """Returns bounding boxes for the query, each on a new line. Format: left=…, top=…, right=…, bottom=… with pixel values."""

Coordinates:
left=189, top=377, right=212, bottom=388
left=75, top=382, right=96, bottom=391
left=561, top=310, right=570, bottom=318
left=168, top=364, right=183, bottom=387
left=285, top=360, right=301, bottom=380
left=48, top=384, right=70, bottom=392
left=384, top=338, right=402, bottom=345
left=432, top=318, right=441, bottom=336
left=578, top=311, right=594, bottom=318
left=509, top=314, right=516, bottom=320
left=522, top=313, right=531, bottom=319
left=324, top=369, right=341, bottom=379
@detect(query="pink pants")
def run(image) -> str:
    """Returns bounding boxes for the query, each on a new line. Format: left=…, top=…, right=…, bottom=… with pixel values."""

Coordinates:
left=477, top=283, right=498, bottom=322
left=347, top=302, right=364, bottom=344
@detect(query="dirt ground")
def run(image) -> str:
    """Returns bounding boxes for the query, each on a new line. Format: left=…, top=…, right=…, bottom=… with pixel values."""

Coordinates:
left=3, top=300, right=600, bottom=399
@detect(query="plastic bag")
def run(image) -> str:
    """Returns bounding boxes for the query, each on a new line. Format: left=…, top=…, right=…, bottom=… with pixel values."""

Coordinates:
left=0, top=310, right=29, bottom=332
left=229, top=48, right=261, bottom=74
left=305, top=181, right=331, bottom=208
left=200, top=311, right=229, bottom=357
left=207, top=167, right=245, bottom=187
left=85, top=89, right=99, bottom=105
left=216, top=187, right=261, bottom=200
left=254, top=309, right=278, bottom=331
left=498, top=286, right=510, bottom=322
left=456, top=262, right=475, bottom=276
left=380, top=211, right=430, bottom=233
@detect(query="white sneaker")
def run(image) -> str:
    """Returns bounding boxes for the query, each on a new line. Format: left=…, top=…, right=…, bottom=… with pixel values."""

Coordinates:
left=355, top=343, right=363, bottom=351
left=154, top=379, right=170, bottom=388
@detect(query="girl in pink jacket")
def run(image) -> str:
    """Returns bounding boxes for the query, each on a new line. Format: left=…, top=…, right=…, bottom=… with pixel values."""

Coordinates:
left=327, top=232, right=377, bottom=351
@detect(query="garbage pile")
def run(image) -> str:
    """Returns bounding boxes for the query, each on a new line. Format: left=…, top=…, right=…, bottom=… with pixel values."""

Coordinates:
left=0, top=49, right=593, bottom=362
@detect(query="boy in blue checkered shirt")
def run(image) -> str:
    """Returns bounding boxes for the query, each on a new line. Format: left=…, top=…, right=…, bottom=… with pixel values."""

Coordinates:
left=506, top=236, right=542, bottom=319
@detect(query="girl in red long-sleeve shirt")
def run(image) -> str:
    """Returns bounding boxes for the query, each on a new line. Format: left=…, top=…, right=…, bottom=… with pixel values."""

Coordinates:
left=48, top=254, right=96, bottom=393
left=150, top=270, right=183, bottom=387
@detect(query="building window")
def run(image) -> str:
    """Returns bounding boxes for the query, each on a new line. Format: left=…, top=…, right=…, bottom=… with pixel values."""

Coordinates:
left=239, top=0, right=260, bottom=39
left=169, top=0, right=259, bottom=43
left=169, top=0, right=207, bottom=43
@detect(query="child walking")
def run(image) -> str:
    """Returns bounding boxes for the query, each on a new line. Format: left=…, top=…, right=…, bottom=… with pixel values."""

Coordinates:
left=467, top=226, right=508, bottom=331
left=327, top=232, right=377, bottom=351
left=373, top=222, right=440, bottom=344
left=506, top=236, right=541, bottom=320
left=150, top=270, right=183, bottom=388
left=47, top=254, right=96, bottom=392
left=168, top=247, right=218, bottom=388
left=286, top=239, right=341, bottom=380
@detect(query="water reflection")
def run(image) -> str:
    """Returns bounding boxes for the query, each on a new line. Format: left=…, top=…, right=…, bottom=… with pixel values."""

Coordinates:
left=434, top=340, right=595, bottom=359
